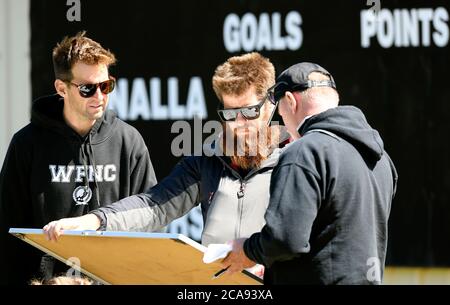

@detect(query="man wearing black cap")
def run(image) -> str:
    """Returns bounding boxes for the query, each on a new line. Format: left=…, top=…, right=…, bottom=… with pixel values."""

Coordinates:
left=223, top=62, right=398, bottom=284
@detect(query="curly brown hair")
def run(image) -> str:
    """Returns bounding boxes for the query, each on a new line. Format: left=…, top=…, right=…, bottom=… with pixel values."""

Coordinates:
left=52, top=31, right=116, bottom=81
left=212, top=52, right=275, bottom=102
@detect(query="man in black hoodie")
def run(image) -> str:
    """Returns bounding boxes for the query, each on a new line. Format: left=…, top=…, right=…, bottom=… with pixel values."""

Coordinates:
left=222, top=62, right=398, bottom=284
left=0, top=31, right=157, bottom=284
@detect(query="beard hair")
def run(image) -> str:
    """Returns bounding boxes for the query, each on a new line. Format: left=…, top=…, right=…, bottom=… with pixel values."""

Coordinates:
left=221, top=123, right=281, bottom=170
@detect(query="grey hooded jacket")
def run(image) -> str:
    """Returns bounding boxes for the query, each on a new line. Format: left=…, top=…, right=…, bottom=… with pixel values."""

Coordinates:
left=90, top=131, right=289, bottom=245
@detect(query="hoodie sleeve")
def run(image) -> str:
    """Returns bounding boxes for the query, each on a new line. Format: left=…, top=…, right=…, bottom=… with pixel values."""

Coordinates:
left=0, top=134, right=40, bottom=284
left=244, top=150, right=321, bottom=267
left=90, top=156, right=201, bottom=232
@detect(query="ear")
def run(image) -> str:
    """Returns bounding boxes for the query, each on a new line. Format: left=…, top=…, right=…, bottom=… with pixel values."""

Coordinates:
left=54, top=79, right=68, bottom=98
left=285, top=91, right=298, bottom=114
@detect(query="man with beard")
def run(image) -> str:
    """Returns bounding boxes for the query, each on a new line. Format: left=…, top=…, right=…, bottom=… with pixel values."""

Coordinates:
left=43, top=53, right=290, bottom=277
left=222, top=62, right=398, bottom=284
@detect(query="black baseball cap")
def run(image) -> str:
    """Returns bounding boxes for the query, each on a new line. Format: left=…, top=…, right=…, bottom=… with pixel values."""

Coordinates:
left=273, top=62, right=336, bottom=101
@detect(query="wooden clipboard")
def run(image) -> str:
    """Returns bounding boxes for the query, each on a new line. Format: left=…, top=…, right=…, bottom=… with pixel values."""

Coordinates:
left=9, top=228, right=263, bottom=285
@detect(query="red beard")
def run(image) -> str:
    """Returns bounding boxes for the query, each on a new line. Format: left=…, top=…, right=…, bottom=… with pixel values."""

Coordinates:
left=221, top=124, right=282, bottom=170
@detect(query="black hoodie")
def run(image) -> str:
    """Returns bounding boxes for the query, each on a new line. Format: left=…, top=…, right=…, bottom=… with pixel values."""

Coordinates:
left=0, top=94, right=157, bottom=284
left=244, top=106, right=398, bottom=284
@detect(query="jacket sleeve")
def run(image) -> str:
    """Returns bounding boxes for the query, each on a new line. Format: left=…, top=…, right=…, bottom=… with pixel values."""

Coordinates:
left=90, top=156, right=202, bottom=232
left=0, top=134, right=39, bottom=284
left=244, top=157, right=321, bottom=267
left=129, top=134, right=157, bottom=194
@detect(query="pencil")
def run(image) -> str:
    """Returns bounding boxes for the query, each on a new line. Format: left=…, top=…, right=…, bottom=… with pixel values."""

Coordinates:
left=212, top=266, right=229, bottom=279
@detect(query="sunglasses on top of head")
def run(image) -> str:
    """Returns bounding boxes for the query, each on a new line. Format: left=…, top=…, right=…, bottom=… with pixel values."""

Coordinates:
left=67, top=77, right=116, bottom=98
left=217, top=84, right=280, bottom=122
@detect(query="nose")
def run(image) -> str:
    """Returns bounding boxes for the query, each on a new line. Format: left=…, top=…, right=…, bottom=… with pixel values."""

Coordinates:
left=277, top=99, right=285, bottom=117
left=278, top=106, right=283, bottom=116
left=93, top=86, right=104, bottom=101
left=235, top=112, right=247, bottom=124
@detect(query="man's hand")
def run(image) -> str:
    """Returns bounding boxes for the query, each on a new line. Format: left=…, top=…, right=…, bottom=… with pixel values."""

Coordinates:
left=43, top=214, right=101, bottom=242
left=221, top=238, right=256, bottom=275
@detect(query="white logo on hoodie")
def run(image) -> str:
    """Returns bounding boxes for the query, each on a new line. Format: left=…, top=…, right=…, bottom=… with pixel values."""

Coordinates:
left=72, top=186, right=92, bottom=205
left=49, top=165, right=117, bottom=183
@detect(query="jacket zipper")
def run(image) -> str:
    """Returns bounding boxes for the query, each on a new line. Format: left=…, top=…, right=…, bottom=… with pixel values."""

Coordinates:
left=236, top=180, right=246, bottom=238
left=237, top=180, right=246, bottom=198
left=215, top=156, right=273, bottom=238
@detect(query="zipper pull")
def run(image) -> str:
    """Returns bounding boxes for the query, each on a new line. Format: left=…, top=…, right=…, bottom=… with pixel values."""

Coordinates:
left=208, top=192, right=215, bottom=205
left=237, top=181, right=246, bottom=198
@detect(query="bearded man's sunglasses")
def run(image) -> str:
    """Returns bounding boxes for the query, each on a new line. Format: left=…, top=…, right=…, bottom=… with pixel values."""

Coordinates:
left=217, top=84, right=279, bottom=122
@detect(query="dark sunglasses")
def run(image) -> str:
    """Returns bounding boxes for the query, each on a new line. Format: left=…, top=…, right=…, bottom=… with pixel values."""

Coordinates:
left=271, top=80, right=336, bottom=102
left=217, top=98, right=268, bottom=122
left=68, top=78, right=116, bottom=98
left=266, top=83, right=281, bottom=105
left=217, top=84, right=280, bottom=122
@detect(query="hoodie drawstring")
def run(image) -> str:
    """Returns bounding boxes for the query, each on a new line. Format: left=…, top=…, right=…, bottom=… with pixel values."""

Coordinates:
left=87, top=133, right=101, bottom=207
left=79, top=134, right=101, bottom=210
left=79, top=141, right=91, bottom=212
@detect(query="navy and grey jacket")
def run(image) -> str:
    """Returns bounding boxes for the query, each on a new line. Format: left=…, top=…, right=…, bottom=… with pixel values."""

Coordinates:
left=244, top=106, right=398, bottom=284
left=0, top=94, right=157, bottom=284
left=90, top=130, right=289, bottom=246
